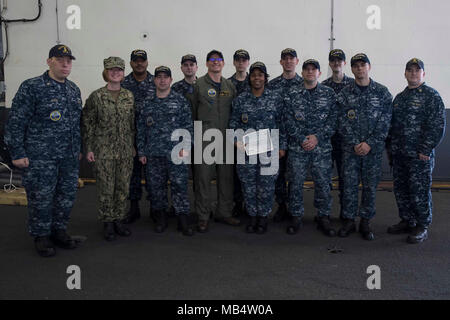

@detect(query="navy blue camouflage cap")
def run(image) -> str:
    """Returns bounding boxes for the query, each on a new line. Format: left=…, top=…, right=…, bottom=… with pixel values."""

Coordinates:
left=233, top=49, right=250, bottom=60
left=302, top=59, right=320, bottom=70
left=131, top=49, right=147, bottom=61
left=329, top=49, right=346, bottom=61
left=206, top=50, right=224, bottom=62
left=181, top=54, right=197, bottom=64
left=351, top=53, right=370, bottom=66
left=249, top=61, right=268, bottom=75
left=406, top=58, right=424, bottom=70
left=281, top=48, right=297, bottom=59
left=49, top=44, right=75, bottom=60
left=154, top=66, right=172, bottom=77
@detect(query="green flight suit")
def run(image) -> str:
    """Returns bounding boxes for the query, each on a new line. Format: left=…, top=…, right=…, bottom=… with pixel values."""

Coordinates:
left=190, top=73, right=236, bottom=221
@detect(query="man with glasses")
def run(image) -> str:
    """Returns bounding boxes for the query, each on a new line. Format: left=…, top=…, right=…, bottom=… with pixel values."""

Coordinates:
left=189, top=50, right=240, bottom=233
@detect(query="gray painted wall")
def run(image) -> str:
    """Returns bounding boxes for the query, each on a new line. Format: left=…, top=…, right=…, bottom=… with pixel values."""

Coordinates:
left=2, top=0, right=450, bottom=108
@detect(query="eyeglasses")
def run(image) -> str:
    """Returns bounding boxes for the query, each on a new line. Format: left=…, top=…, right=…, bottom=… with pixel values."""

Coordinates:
left=209, top=58, right=223, bottom=62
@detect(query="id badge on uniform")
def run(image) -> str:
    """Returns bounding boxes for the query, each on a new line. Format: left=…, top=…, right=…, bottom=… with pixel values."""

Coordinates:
left=243, top=129, right=273, bottom=156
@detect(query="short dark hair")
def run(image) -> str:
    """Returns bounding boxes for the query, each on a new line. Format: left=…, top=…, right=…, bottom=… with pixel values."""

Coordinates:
left=206, top=50, right=224, bottom=62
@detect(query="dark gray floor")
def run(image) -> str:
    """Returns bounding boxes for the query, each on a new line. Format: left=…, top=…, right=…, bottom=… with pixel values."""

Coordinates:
left=1, top=184, right=450, bottom=300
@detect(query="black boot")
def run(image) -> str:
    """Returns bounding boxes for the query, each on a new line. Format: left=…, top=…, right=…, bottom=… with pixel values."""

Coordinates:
left=286, top=216, right=302, bottom=235
left=50, top=229, right=77, bottom=249
left=177, top=215, right=193, bottom=236
left=273, top=203, right=288, bottom=222
left=154, top=210, right=168, bottom=233
left=150, top=208, right=156, bottom=223
left=103, top=222, right=116, bottom=241
left=167, top=206, right=176, bottom=218
left=34, top=236, right=56, bottom=257
left=123, top=200, right=141, bottom=224
left=338, top=219, right=356, bottom=237
left=232, top=201, right=244, bottom=217
left=256, top=216, right=268, bottom=234
left=359, top=218, right=375, bottom=241
left=246, top=216, right=257, bottom=233
left=338, top=196, right=345, bottom=221
left=407, top=225, right=428, bottom=244
left=387, top=220, right=415, bottom=234
left=317, top=216, right=336, bottom=237
left=114, top=220, right=132, bottom=237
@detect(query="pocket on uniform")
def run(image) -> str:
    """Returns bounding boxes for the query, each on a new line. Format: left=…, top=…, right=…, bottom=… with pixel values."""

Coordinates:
left=22, top=160, right=46, bottom=196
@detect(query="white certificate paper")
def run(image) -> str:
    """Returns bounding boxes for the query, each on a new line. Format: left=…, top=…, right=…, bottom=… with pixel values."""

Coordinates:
left=243, top=129, right=273, bottom=156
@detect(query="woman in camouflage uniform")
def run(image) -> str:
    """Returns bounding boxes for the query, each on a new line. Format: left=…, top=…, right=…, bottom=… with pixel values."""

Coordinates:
left=82, top=57, right=135, bottom=241
left=229, top=62, right=286, bottom=234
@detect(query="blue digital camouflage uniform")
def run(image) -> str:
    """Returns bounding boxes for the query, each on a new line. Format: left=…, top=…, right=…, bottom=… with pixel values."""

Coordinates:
left=5, top=71, right=82, bottom=237
left=228, top=73, right=250, bottom=207
left=137, top=90, right=193, bottom=215
left=322, top=74, right=355, bottom=213
left=268, top=73, right=304, bottom=94
left=337, top=79, right=392, bottom=220
left=229, top=88, right=286, bottom=217
left=172, top=78, right=196, bottom=98
left=268, top=73, right=304, bottom=205
left=322, top=75, right=354, bottom=94
left=122, top=71, right=155, bottom=114
left=122, top=71, right=155, bottom=201
left=386, top=83, right=446, bottom=227
left=172, top=78, right=197, bottom=191
left=281, top=83, right=337, bottom=218
left=228, top=73, right=250, bottom=96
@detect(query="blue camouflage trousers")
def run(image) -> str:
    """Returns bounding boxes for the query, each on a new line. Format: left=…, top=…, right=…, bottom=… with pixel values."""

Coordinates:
left=146, top=156, right=190, bottom=215
left=342, top=151, right=383, bottom=220
left=331, top=134, right=344, bottom=213
left=288, top=151, right=332, bottom=218
left=233, top=146, right=244, bottom=204
left=275, top=153, right=288, bottom=204
left=393, top=155, right=434, bottom=227
left=236, top=160, right=278, bottom=217
left=22, top=157, right=79, bottom=237
left=129, top=155, right=150, bottom=201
